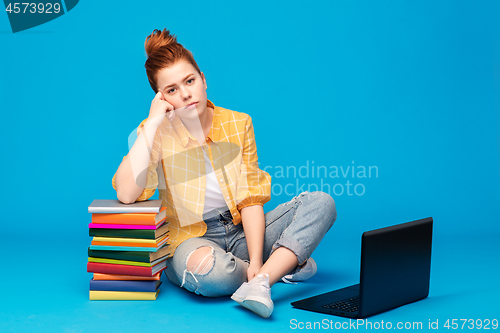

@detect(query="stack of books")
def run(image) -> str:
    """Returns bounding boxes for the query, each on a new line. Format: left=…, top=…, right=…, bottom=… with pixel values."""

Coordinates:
left=87, top=199, right=170, bottom=300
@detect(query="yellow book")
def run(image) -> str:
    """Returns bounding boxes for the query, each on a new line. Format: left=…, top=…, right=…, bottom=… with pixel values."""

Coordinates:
left=92, top=235, right=168, bottom=244
left=89, top=290, right=160, bottom=300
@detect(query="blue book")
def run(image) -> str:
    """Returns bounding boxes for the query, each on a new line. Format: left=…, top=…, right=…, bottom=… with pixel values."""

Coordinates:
left=89, top=279, right=162, bottom=292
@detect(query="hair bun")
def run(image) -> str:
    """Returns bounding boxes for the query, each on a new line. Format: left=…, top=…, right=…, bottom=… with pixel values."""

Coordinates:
left=145, top=28, right=177, bottom=57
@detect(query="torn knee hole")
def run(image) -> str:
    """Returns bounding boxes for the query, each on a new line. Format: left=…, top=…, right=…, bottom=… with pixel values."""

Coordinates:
left=186, top=246, right=214, bottom=275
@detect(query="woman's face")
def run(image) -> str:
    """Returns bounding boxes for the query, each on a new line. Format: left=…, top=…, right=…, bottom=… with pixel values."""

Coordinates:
left=155, top=60, right=208, bottom=119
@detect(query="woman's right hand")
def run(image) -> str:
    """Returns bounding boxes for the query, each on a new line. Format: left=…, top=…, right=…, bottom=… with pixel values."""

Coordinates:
left=147, top=91, right=175, bottom=127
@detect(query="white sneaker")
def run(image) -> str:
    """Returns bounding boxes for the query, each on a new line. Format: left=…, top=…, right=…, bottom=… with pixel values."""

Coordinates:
left=282, top=257, right=317, bottom=283
left=231, top=273, right=274, bottom=318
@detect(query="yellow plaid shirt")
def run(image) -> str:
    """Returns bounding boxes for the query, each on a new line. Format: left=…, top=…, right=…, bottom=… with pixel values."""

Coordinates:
left=112, top=99, right=272, bottom=255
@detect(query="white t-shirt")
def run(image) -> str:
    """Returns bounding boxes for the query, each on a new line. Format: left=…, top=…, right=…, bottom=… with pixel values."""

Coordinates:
left=202, top=147, right=228, bottom=214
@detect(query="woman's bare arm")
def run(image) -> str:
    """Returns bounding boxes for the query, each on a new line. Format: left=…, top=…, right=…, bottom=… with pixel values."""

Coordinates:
left=114, top=92, right=174, bottom=203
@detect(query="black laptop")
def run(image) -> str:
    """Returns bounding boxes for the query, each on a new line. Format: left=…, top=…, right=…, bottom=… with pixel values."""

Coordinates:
left=291, top=217, right=433, bottom=318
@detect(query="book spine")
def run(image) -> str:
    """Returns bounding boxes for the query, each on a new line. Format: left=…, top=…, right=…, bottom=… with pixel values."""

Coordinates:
left=89, top=245, right=158, bottom=252
left=93, top=272, right=161, bottom=281
left=87, top=262, right=155, bottom=277
left=89, top=279, right=160, bottom=292
left=89, top=229, right=155, bottom=239
left=91, top=213, right=160, bottom=224
left=89, top=290, right=159, bottom=300
left=91, top=241, right=158, bottom=247
left=88, top=223, right=158, bottom=230
left=88, top=207, right=162, bottom=214
left=88, top=249, right=151, bottom=263
left=88, top=257, right=152, bottom=267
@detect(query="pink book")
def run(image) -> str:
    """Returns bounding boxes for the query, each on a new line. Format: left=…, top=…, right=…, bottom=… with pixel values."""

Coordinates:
left=88, top=222, right=162, bottom=230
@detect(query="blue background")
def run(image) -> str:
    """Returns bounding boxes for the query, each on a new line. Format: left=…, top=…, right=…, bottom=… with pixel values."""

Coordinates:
left=0, top=0, right=499, bottom=332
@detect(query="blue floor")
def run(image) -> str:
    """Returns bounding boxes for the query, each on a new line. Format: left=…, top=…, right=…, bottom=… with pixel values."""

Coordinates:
left=1, top=224, right=499, bottom=332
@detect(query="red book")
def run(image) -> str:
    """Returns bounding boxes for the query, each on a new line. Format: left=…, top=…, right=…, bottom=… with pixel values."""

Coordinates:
left=87, top=261, right=166, bottom=277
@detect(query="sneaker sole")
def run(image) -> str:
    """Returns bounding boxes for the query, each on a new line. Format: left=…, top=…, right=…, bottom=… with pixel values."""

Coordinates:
left=230, top=294, right=245, bottom=305
left=283, top=258, right=318, bottom=282
left=241, top=296, right=274, bottom=318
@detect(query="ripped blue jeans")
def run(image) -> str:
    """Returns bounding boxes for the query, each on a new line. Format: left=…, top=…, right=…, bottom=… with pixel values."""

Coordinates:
left=163, top=191, right=337, bottom=297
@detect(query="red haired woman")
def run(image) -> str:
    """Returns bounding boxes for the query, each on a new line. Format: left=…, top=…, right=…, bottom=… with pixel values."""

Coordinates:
left=112, top=28, right=337, bottom=318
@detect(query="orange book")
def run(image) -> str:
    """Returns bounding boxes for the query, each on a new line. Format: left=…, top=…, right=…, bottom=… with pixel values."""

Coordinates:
left=92, top=207, right=167, bottom=225
left=93, top=272, right=162, bottom=281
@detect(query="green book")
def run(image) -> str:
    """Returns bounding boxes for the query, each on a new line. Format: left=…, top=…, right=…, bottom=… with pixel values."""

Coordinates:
left=88, top=257, right=154, bottom=267
left=89, top=224, right=169, bottom=240
left=88, top=244, right=171, bottom=264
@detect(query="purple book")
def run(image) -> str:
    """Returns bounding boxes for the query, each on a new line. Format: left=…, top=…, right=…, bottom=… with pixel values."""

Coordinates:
left=89, top=279, right=161, bottom=292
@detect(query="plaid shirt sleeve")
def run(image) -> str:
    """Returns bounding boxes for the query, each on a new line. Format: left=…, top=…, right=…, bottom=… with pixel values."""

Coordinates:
left=235, top=115, right=272, bottom=211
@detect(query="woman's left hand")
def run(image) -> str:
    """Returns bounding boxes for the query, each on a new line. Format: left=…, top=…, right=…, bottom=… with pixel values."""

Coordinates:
left=247, top=261, right=263, bottom=281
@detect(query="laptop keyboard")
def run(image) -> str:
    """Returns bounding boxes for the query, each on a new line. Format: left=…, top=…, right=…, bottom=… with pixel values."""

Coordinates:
left=322, top=296, right=359, bottom=313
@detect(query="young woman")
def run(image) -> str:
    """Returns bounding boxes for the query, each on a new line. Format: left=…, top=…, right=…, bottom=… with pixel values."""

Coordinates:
left=112, top=28, right=337, bottom=318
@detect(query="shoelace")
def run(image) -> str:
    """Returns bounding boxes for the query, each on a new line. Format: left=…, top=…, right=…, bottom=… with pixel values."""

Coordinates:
left=259, top=282, right=271, bottom=296
left=255, top=274, right=272, bottom=294
left=281, top=276, right=297, bottom=284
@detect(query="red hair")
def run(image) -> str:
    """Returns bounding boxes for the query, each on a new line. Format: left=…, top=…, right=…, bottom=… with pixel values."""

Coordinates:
left=144, top=28, right=202, bottom=92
